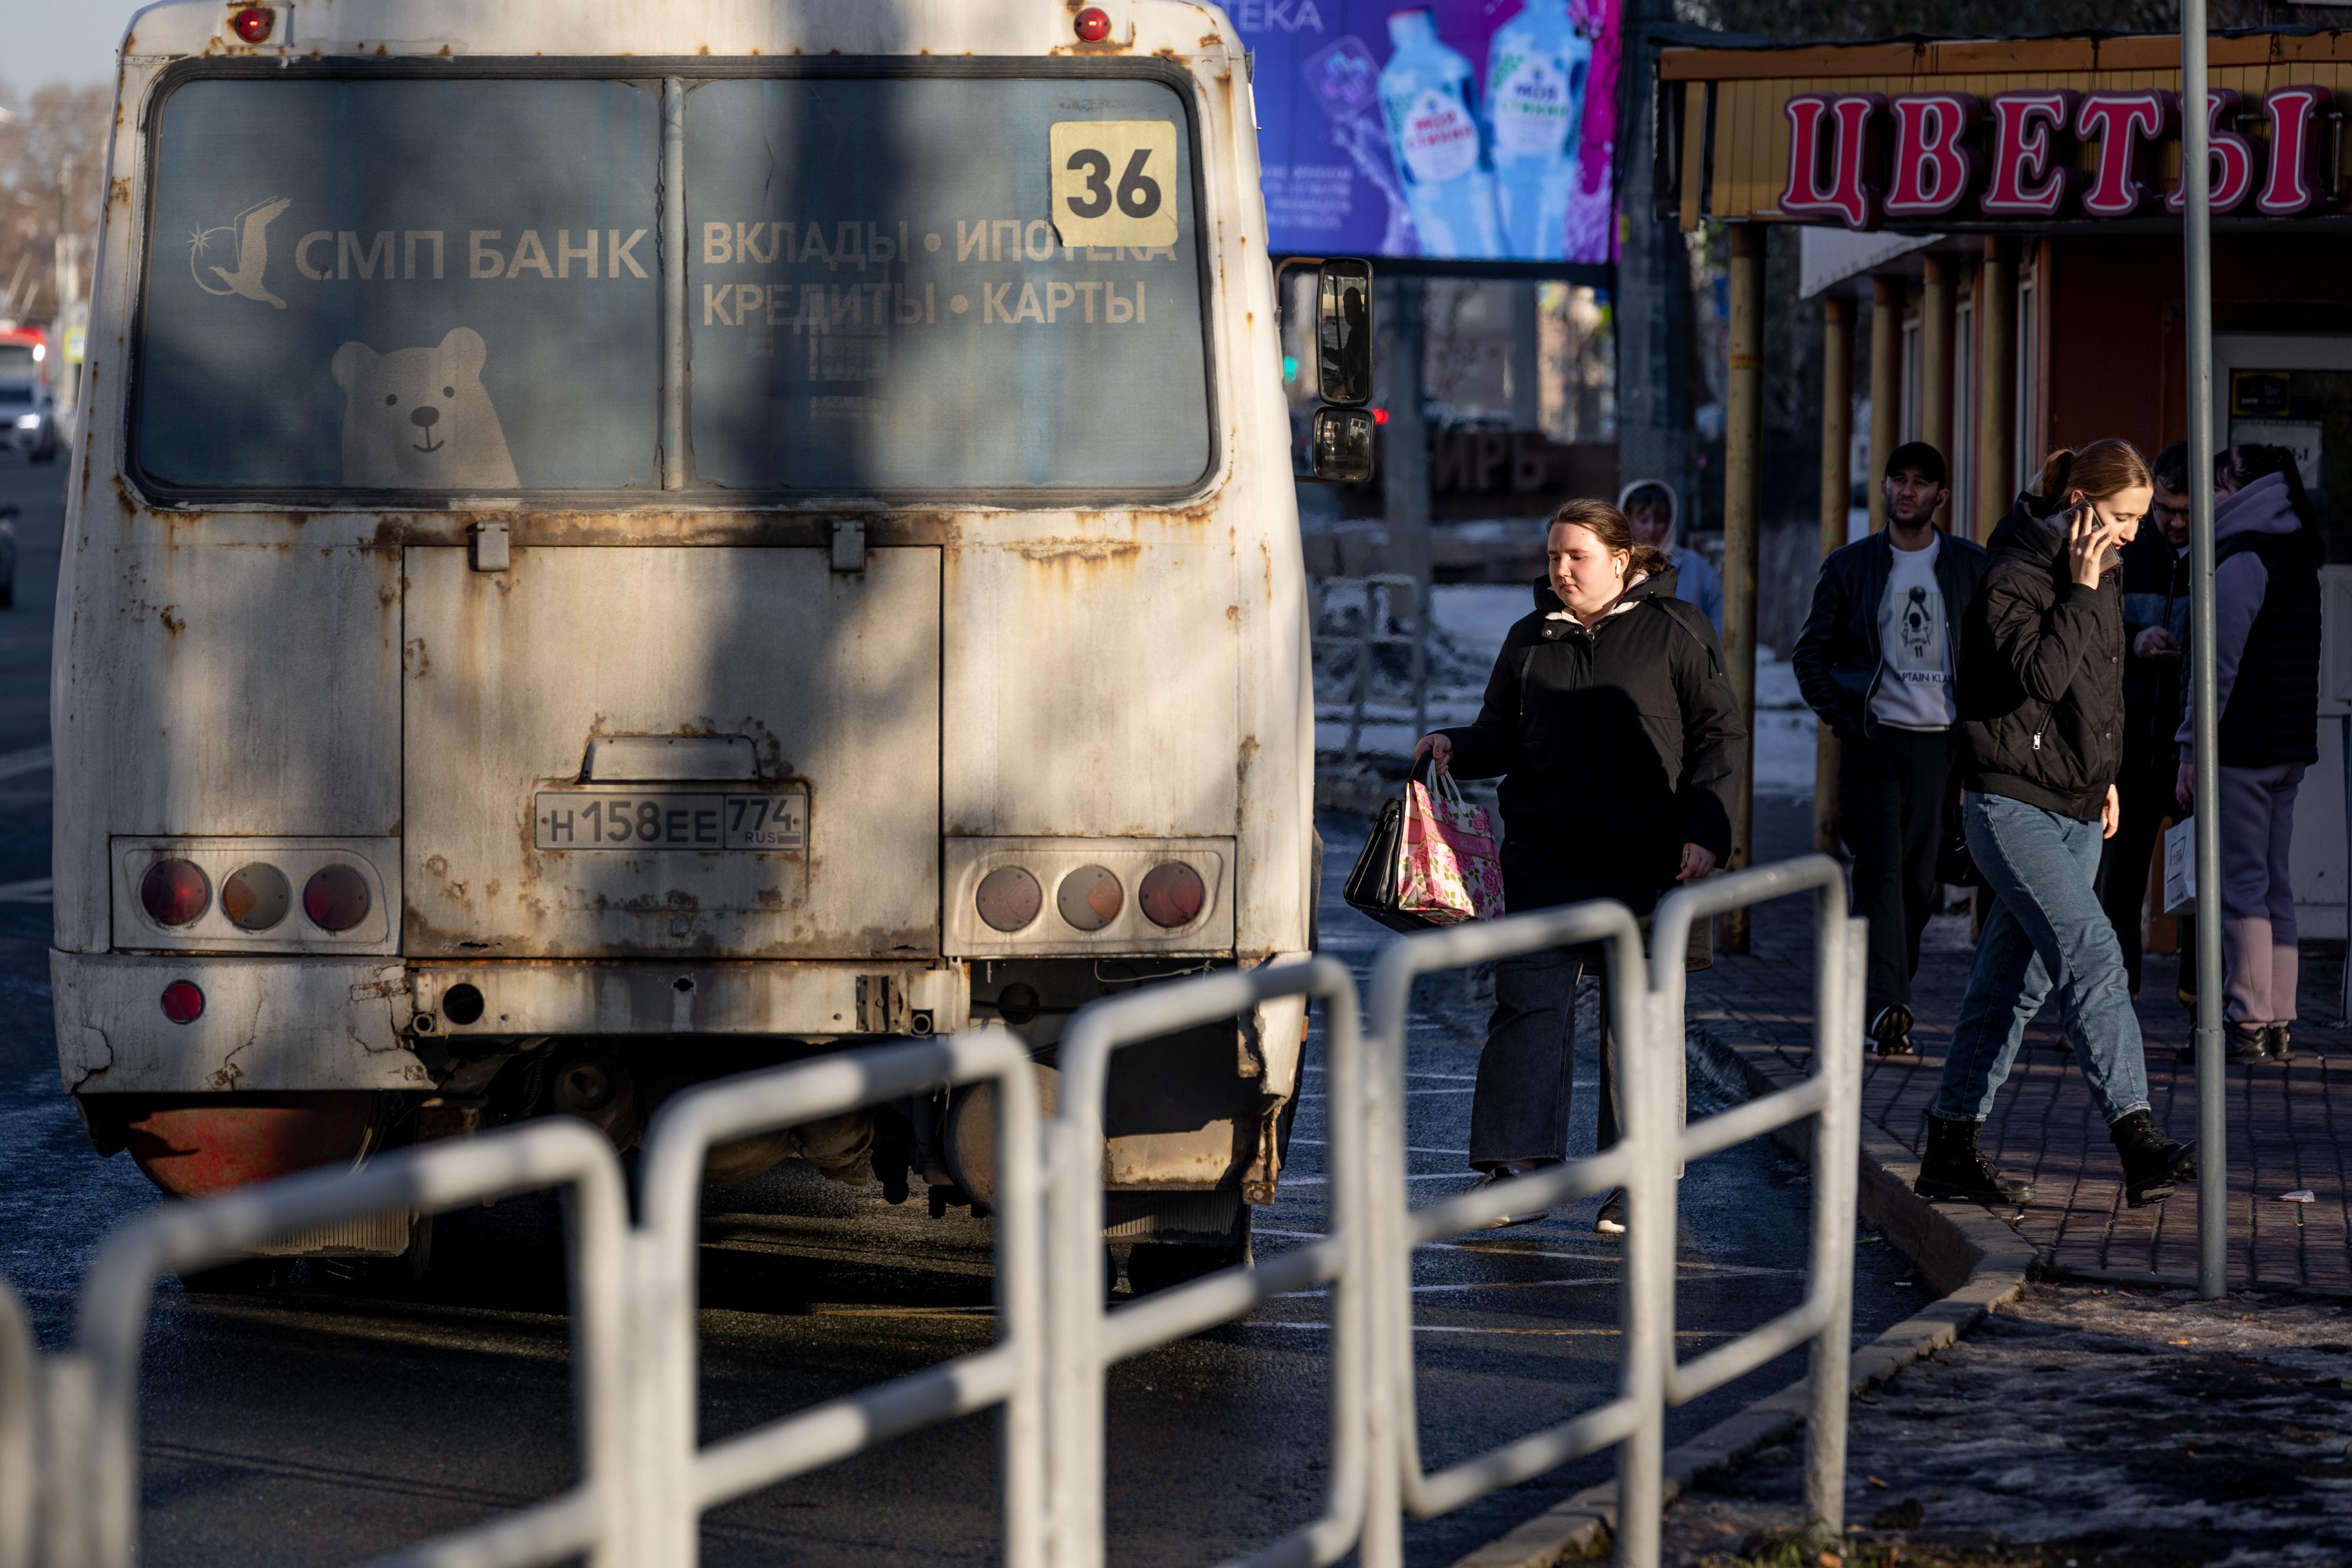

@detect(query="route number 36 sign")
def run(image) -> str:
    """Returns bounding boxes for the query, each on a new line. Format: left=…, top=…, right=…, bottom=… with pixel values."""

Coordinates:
left=1049, top=119, right=1180, bottom=249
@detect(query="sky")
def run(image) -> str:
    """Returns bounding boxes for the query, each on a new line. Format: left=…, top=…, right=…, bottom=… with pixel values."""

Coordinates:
left=0, top=1, right=142, bottom=91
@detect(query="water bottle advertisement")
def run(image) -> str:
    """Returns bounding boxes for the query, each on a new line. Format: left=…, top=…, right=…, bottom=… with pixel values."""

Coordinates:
left=1237, top=0, right=1621, bottom=265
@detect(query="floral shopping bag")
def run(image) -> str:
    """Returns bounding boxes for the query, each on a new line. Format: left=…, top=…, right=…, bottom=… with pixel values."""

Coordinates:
left=1395, top=768, right=1506, bottom=925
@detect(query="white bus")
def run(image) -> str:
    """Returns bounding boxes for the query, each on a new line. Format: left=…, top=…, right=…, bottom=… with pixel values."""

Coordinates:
left=54, top=0, right=1373, bottom=1283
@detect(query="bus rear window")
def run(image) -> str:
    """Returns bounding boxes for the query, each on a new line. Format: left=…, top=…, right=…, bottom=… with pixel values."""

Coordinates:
left=685, top=77, right=1210, bottom=493
left=136, top=78, right=662, bottom=493
left=132, top=69, right=1210, bottom=500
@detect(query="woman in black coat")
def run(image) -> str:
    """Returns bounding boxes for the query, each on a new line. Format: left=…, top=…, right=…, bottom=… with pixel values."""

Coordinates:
left=1416, top=497, right=1745, bottom=1232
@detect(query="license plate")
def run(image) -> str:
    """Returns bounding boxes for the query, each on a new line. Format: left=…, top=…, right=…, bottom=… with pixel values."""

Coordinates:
left=534, top=790, right=807, bottom=851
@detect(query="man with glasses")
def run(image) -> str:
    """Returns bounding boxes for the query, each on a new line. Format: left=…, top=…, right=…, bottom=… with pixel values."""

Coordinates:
left=2100, top=440, right=2196, bottom=997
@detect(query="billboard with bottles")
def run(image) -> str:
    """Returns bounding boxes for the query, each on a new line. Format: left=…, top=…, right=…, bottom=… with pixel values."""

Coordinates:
left=1237, top=0, right=1621, bottom=265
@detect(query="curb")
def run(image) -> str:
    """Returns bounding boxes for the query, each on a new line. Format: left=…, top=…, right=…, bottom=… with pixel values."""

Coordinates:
left=1446, top=1024, right=2037, bottom=1568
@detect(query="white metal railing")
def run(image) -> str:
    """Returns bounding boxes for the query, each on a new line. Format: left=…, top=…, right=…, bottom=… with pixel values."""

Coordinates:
left=1045, top=956, right=1369, bottom=1568
left=0, top=859, right=1863, bottom=1568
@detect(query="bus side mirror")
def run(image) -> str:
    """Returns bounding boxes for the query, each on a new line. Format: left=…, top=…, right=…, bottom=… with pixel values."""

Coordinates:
left=1315, top=258, right=1374, bottom=407
left=1309, top=407, right=1375, bottom=484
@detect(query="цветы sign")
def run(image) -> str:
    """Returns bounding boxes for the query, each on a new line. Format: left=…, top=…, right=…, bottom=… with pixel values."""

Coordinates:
left=1782, top=85, right=2334, bottom=228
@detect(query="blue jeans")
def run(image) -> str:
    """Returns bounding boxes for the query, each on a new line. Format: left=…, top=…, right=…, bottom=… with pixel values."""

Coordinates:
left=1932, top=791, right=2151, bottom=1126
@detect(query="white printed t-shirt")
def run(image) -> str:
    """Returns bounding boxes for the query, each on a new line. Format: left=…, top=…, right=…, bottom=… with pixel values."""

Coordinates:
left=1869, top=535, right=1956, bottom=731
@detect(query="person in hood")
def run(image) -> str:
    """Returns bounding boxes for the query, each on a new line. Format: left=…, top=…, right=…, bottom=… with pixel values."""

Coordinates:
left=1416, top=498, right=1745, bottom=1234
left=2174, top=445, right=2322, bottom=1064
left=1918, top=440, right=2197, bottom=1212
left=1793, top=440, right=1987, bottom=1057
left=1621, top=479, right=1724, bottom=634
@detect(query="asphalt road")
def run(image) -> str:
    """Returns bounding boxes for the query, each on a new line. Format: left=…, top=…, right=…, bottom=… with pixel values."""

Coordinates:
left=0, top=457, right=1914, bottom=1565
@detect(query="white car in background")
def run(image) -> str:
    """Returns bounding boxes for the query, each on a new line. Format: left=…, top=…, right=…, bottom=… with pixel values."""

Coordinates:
left=0, top=382, right=59, bottom=463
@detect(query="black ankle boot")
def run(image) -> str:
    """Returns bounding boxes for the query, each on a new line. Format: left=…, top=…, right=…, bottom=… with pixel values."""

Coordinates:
left=2110, top=1110, right=2197, bottom=1207
left=1913, top=1115, right=2034, bottom=1204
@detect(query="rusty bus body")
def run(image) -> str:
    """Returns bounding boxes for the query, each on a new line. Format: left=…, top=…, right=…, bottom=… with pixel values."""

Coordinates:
left=53, top=0, right=1312, bottom=1273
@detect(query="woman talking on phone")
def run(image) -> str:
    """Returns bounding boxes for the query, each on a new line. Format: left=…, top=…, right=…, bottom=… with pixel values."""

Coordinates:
left=1415, top=498, right=1743, bottom=1232
left=1917, top=441, right=2197, bottom=1210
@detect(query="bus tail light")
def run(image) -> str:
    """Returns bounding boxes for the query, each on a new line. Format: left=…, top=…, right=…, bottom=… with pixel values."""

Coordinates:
left=140, top=861, right=211, bottom=927
left=1138, top=862, right=1206, bottom=928
left=303, top=865, right=372, bottom=932
left=1057, top=865, right=1123, bottom=931
left=221, top=863, right=290, bottom=931
left=160, top=981, right=205, bottom=1024
left=975, top=866, right=1042, bottom=932
left=230, top=6, right=276, bottom=44
left=1074, top=7, right=1112, bottom=41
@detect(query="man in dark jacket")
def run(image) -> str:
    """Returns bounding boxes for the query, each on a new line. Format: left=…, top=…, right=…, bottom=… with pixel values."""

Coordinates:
left=1792, top=441, right=1988, bottom=1056
left=2099, top=441, right=2194, bottom=996
left=1422, top=507, right=1745, bottom=1233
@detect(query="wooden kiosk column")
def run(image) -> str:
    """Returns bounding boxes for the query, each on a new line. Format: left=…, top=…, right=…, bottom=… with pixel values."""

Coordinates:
left=1868, top=275, right=1900, bottom=533
left=1723, top=223, right=1763, bottom=951
left=1920, top=254, right=1955, bottom=527
left=1975, top=235, right=2019, bottom=537
left=1813, top=295, right=1854, bottom=857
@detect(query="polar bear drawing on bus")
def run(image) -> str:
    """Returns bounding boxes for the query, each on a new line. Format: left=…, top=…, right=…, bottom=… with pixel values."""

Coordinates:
left=330, top=326, right=520, bottom=490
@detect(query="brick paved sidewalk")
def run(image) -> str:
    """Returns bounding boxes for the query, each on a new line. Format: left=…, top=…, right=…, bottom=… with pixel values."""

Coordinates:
left=1702, top=798, right=2352, bottom=1295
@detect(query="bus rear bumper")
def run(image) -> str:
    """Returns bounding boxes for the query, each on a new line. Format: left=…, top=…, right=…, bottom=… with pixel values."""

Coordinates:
left=52, top=951, right=973, bottom=1094
left=52, top=949, right=424, bottom=1095
left=410, top=960, right=967, bottom=1039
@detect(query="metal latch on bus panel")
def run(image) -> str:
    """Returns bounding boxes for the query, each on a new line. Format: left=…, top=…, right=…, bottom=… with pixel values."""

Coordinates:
left=470, top=520, right=510, bottom=572
left=830, top=520, right=864, bottom=574
left=856, top=974, right=910, bottom=1034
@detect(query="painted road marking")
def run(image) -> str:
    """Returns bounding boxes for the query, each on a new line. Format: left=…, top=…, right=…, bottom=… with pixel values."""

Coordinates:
left=0, top=744, right=51, bottom=782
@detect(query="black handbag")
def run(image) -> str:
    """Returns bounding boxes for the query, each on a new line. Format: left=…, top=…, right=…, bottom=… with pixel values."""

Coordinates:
left=1343, top=761, right=1444, bottom=934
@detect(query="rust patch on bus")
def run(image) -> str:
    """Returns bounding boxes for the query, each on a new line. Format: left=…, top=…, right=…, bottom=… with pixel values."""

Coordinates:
left=1015, top=539, right=1140, bottom=566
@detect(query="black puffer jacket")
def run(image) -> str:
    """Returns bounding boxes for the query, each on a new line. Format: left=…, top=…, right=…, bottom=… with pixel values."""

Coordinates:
left=1441, top=568, right=1746, bottom=909
left=1958, top=494, right=2128, bottom=821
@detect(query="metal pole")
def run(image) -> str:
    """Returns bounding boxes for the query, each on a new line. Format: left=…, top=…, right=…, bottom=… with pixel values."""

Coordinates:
left=1867, top=276, right=1900, bottom=535
left=1814, top=296, right=1853, bottom=857
left=1801, top=914, right=1865, bottom=1532
left=2181, top=0, right=2228, bottom=1300
left=1613, top=986, right=1668, bottom=1568
left=1615, top=0, right=1699, bottom=520
left=1379, top=276, right=1433, bottom=591
left=1919, top=255, right=1955, bottom=533
left=660, top=79, right=686, bottom=490
left=1975, top=236, right=2019, bottom=544
left=1722, top=223, right=1763, bottom=952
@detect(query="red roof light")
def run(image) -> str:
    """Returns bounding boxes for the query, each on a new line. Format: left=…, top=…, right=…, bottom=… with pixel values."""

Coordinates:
left=1074, top=7, right=1112, bottom=42
left=230, top=6, right=276, bottom=44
